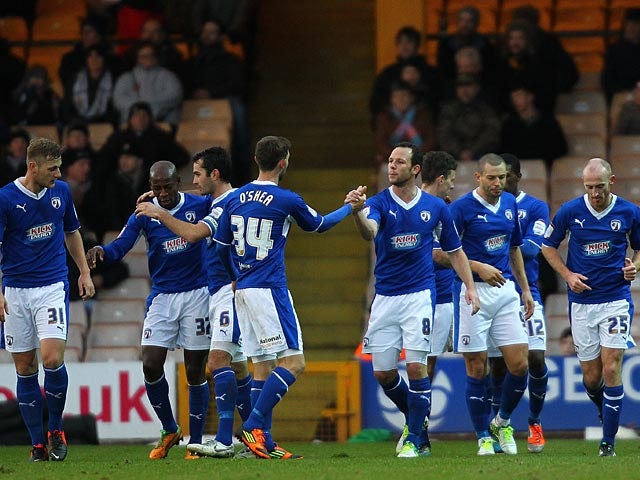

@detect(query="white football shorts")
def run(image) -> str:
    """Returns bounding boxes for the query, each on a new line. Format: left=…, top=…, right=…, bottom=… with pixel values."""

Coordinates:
left=208, top=283, right=245, bottom=361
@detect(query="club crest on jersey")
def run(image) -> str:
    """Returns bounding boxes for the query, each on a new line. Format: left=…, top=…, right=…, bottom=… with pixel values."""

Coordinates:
left=51, top=197, right=61, bottom=209
left=610, top=219, right=621, bottom=231
left=162, top=236, right=189, bottom=254
left=484, top=234, right=507, bottom=252
left=505, top=209, right=513, bottom=221
left=391, top=233, right=420, bottom=249
left=582, top=240, right=611, bottom=257
left=185, top=210, right=196, bottom=222
left=26, top=223, right=54, bottom=241
left=420, top=210, right=431, bottom=222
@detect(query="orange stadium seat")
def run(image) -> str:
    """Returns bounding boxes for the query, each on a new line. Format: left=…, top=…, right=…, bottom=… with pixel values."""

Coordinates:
left=556, top=113, right=607, bottom=138
left=24, top=125, right=60, bottom=142
left=181, top=98, right=233, bottom=125
left=555, top=0, right=606, bottom=6
left=0, top=16, right=29, bottom=42
left=36, top=0, right=87, bottom=17
left=91, top=299, right=147, bottom=324
left=87, top=123, right=114, bottom=150
left=610, top=135, right=640, bottom=157
left=68, top=301, right=89, bottom=336
left=519, top=159, right=548, bottom=202
left=551, top=155, right=586, bottom=180
left=572, top=72, right=602, bottom=92
left=32, top=15, right=80, bottom=41
left=553, top=7, right=606, bottom=32
left=176, top=119, right=232, bottom=154
left=550, top=178, right=586, bottom=214
left=572, top=52, right=604, bottom=74
left=87, top=322, right=142, bottom=348
left=560, top=37, right=605, bottom=55
left=609, top=91, right=632, bottom=130
left=98, top=277, right=150, bottom=301
left=85, top=346, right=142, bottom=362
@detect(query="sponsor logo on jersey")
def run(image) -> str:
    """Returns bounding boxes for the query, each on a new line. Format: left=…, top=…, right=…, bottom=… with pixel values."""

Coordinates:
left=26, top=223, right=54, bottom=241
left=162, top=236, right=189, bottom=254
left=420, top=210, right=431, bottom=222
left=259, top=333, right=283, bottom=348
left=574, top=218, right=586, bottom=228
left=484, top=234, right=507, bottom=252
left=51, top=197, right=61, bottom=209
left=533, top=219, right=546, bottom=235
left=391, top=233, right=420, bottom=249
left=210, top=206, right=223, bottom=219
left=610, top=219, right=621, bottom=231
left=582, top=240, right=611, bottom=256
left=185, top=211, right=196, bottom=222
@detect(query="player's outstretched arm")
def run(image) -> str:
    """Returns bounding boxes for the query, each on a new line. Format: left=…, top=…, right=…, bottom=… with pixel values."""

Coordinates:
left=135, top=201, right=209, bottom=243
left=66, top=230, right=96, bottom=300
left=86, top=246, right=105, bottom=269
left=316, top=186, right=367, bottom=233
left=448, top=248, right=480, bottom=315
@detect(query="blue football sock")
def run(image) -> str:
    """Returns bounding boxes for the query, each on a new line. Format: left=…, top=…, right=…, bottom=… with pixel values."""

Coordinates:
left=489, top=374, right=503, bottom=417
left=602, top=385, right=624, bottom=445
left=465, top=376, right=490, bottom=438
left=248, top=379, right=274, bottom=449
left=498, top=371, right=528, bottom=421
left=528, top=365, right=548, bottom=424
left=381, top=374, right=409, bottom=417
left=212, top=367, right=237, bottom=446
left=44, top=363, right=68, bottom=433
left=145, top=373, right=178, bottom=432
left=585, top=380, right=604, bottom=421
left=244, top=367, right=295, bottom=451
left=17, top=372, right=45, bottom=446
left=236, top=374, right=252, bottom=423
left=407, top=378, right=431, bottom=447
left=188, top=381, right=209, bottom=445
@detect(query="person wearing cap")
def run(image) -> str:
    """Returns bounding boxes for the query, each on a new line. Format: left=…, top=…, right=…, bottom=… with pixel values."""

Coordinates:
left=98, top=101, right=189, bottom=188
left=0, top=130, right=30, bottom=187
left=437, top=74, right=500, bottom=162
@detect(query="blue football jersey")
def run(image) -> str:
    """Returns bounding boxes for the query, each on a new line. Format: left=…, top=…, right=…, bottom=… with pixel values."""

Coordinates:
left=0, top=179, right=80, bottom=288
left=364, top=188, right=461, bottom=296
left=103, top=192, right=209, bottom=295
left=214, top=181, right=342, bottom=289
left=449, top=190, right=523, bottom=283
left=543, top=194, right=640, bottom=304
left=200, top=188, right=236, bottom=295
left=515, top=191, right=549, bottom=304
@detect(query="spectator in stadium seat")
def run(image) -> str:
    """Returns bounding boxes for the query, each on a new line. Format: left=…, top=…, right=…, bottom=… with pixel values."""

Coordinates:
left=375, top=81, right=436, bottom=188
left=614, top=82, right=640, bottom=135
left=113, top=42, right=183, bottom=129
left=437, top=6, right=496, bottom=88
left=11, top=66, right=60, bottom=126
left=369, top=26, right=441, bottom=129
left=437, top=74, right=500, bottom=162
left=400, top=58, right=440, bottom=114
left=602, top=8, right=640, bottom=103
left=190, top=18, right=251, bottom=186
left=500, top=85, right=567, bottom=169
left=510, top=6, right=578, bottom=100
left=122, top=18, right=188, bottom=88
left=0, top=129, right=30, bottom=187
left=60, top=45, right=117, bottom=125
left=495, top=21, right=573, bottom=115
left=100, top=142, right=146, bottom=235
left=58, top=16, right=119, bottom=97
left=98, top=101, right=189, bottom=189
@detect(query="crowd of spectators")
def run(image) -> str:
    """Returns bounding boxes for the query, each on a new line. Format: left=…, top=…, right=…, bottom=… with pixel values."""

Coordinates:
left=0, top=2, right=258, bottom=244
left=370, top=6, right=640, bottom=184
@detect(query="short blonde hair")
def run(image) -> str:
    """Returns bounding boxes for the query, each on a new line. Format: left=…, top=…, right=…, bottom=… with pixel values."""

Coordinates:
left=27, top=138, right=62, bottom=167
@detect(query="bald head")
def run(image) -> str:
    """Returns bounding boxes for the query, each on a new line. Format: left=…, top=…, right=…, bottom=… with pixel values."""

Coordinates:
left=582, top=157, right=611, bottom=179
left=150, top=160, right=177, bottom=181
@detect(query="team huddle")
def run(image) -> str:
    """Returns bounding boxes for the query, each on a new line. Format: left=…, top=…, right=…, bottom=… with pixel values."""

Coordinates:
left=0, top=136, right=637, bottom=461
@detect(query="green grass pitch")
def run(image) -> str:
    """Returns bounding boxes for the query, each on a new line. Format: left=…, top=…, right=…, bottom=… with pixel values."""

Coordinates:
left=1, top=438, right=639, bottom=480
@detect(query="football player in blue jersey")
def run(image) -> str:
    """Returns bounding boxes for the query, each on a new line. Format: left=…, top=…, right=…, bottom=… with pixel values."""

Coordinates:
left=449, top=153, right=534, bottom=456
left=542, top=157, right=640, bottom=457
left=354, top=143, right=479, bottom=458
left=488, top=153, right=550, bottom=454
left=135, top=147, right=253, bottom=459
left=213, top=135, right=366, bottom=459
left=87, top=161, right=211, bottom=460
left=0, top=138, right=95, bottom=462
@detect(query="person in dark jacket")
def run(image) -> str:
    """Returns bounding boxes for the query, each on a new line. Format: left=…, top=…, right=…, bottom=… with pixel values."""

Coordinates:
left=602, top=8, right=640, bottom=102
